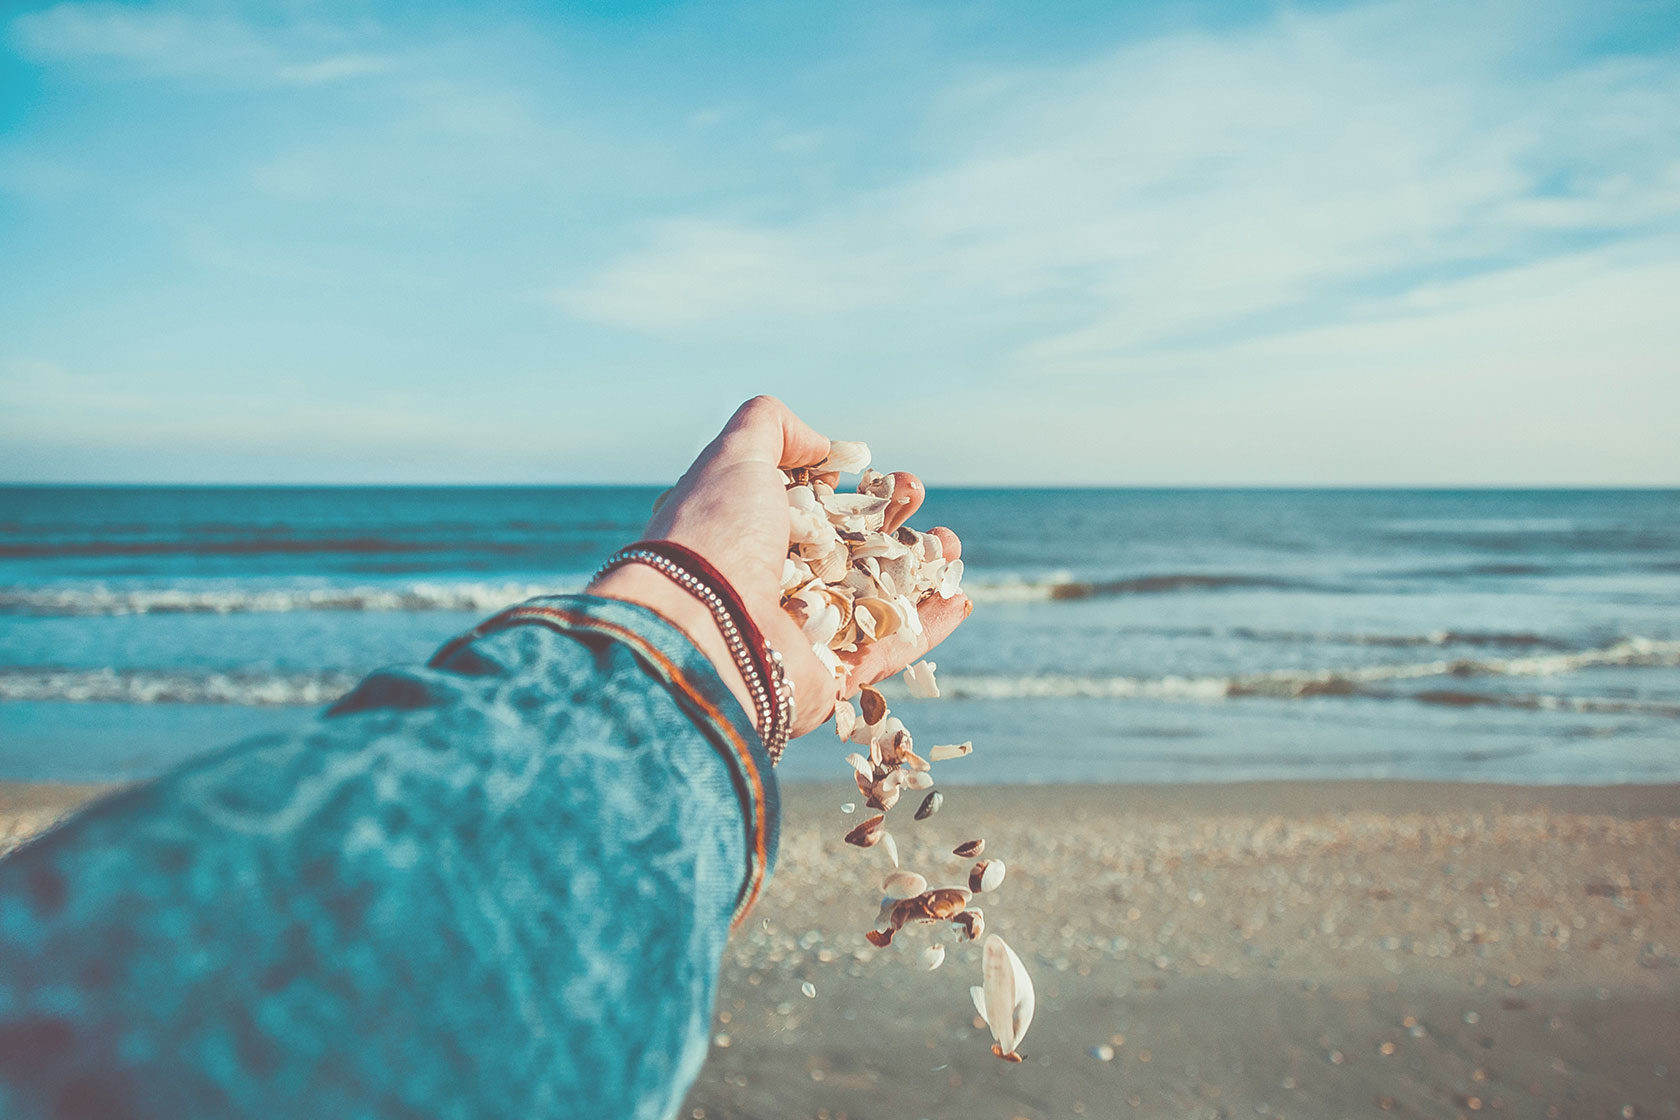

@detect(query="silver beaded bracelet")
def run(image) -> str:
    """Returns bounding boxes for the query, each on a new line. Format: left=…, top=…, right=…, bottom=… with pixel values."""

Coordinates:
left=593, top=546, right=795, bottom=765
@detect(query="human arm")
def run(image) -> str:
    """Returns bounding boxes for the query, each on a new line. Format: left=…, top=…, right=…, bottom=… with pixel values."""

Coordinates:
left=0, top=396, right=969, bottom=1119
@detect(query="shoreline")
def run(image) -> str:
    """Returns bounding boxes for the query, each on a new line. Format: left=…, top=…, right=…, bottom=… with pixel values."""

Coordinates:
left=5, top=778, right=1676, bottom=1118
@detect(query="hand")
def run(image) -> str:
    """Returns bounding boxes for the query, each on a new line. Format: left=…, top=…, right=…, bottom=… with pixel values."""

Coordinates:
left=587, top=396, right=972, bottom=739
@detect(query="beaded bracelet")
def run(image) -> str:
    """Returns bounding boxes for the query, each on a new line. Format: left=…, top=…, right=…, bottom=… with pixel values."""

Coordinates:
left=593, top=540, right=795, bottom=765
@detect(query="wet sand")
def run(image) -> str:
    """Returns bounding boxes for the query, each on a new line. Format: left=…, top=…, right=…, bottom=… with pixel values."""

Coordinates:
left=5, top=780, right=1676, bottom=1119
left=694, top=782, right=1680, bottom=1120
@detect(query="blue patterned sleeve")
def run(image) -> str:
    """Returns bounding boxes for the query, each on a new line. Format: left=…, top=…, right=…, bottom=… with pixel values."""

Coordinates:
left=0, top=594, right=779, bottom=1120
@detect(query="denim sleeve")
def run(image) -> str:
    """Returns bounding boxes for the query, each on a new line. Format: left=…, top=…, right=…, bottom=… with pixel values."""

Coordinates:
left=0, top=594, right=779, bottom=1120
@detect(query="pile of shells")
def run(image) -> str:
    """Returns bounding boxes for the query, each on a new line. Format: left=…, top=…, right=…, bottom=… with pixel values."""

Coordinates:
left=778, top=440, right=1034, bottom=1062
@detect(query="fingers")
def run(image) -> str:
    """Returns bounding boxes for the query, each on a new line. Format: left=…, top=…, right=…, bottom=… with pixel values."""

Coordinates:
left=929, top=525, right=961, bottom=562
left=715, top=395, right=830, bottom=470
left=882, top=471, right=924, bottom=533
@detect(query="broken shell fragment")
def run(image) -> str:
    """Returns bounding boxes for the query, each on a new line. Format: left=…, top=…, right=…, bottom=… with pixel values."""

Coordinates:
left=969, top=860, right=1006, bottom=893
left=888, top=887, right=973, bottom=929
left=953, top=907, right=985, bottom=941
left=818, top=440, right=871, bottom=475
left=881, top=831, right=900, bottom=869
left=845, top=814, right=887, bottom=848
left=832, top=699, right=858, bottom=740
left=978, top=934, right=1035, bottom=1061
left=865, top=928, right=894, bottom=948
left=858, top=685, right=887, bottom=726
left=882, top=870, right=929, bottom=899
left=929, top=741, right=973, bottom=762
left=921, top=944, right=947, bottom=971
left=953, top=839, right=985, bottom=859
left=914, top=791, right=944, bottom=820
left=903, top=659, right=940, bottom=699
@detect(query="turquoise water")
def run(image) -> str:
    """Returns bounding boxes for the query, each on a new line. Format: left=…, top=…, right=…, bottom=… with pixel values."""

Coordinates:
left=2, top=486, right=1677, bottom=784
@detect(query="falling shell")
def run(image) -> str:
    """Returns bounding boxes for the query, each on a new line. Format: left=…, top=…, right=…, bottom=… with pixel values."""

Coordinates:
left=969, top=859, right=1006, bottom=893
left=953, top=907, right=984, bottom=941
left=914, top=790, right=944, bottom=820
left=929, top=742, right=973, bottom=763
left=881, top=831, right=900, bottom=869
left=903, top=660, right=940, bottom=699
left=974, top=934, right=1035, bottom=1061
left=954, top=839, right=985, bottom=859
left=845, top=814, right=887, bottom=848
left=882, top=870, right=929, bottom=899
left=858, top=686, right=888, bottom=726
left=921, top=944, right=947, bottom=971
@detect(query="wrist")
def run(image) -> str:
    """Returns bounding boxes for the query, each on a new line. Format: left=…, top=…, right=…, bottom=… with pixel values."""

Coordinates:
left=586, top=563, right=760, bottom=731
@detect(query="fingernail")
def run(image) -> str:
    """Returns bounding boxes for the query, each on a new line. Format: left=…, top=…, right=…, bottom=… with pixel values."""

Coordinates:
left=961, top=597, right=974, bottom=619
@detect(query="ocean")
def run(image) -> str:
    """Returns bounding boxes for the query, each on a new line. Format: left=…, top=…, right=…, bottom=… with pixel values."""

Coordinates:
left=1, top=486, right=1676, bottom=785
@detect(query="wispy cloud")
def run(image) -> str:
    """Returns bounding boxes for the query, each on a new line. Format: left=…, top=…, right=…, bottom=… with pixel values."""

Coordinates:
left=554, top=0, right=1680, bottom=383
left=9, top=2, right=395, bottom=86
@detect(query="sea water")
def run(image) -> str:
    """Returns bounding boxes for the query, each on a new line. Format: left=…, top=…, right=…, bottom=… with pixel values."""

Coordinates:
left=2, top=486, right=1676, bottom=785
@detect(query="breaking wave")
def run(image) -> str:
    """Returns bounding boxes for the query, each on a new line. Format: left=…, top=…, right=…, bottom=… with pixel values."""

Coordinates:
left=963, top=571, right=1315, bottom=603
left=0, top=581, right=576, bottom=617
left=10, top=639, right=1677, bottom=711
left=937, top=638, right=1680, bottom=709
left=0, top=668, right=361, bottom=706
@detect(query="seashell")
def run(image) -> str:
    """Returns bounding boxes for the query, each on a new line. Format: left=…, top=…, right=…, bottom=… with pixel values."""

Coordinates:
left=811, top=545, right=851, bottom=583
left=929, top=741, right=973, bottom=763
left=865, top=928, right=894, bottom=948
left=899, top=745, right=932, bottom=773
left=888, top=887, right=972, bottom=929
left=882, top=870, right=929, bottom=899
left=833, top=699, right=858, bottom=740
left=818, top=491, right=891, bottom=520
left=922, top=887, right=972, bottom=920
left=903, top=660, right=940, bottom=699
left=854, top=597, right=901, bottom=641
left=953, top=907, right=984, bottom=941
left=892, top=594, right=924, bottom=637
left=840, top=802, right=856, bottom=813
left=857, top=469, right=893, bottom=498
left=845, top=814, right=886, bottom=848
left=865, top=780, right=900, bottom=814
left=938, top=558, right=965, bottom=599
left=914, top=790, right=943, bottom=820
left=801, top=981, right=817, bottom=998
left=844, top=752, right=873, bottom=780
left=980, top=934, right=1034, bottom=1060
left=921, top=944, right=946, bottom=971
left=881, top=831, right=899, bottom=868
left=968, top=860, right=1005, bottom=893
left=858, top=685, right=887, bottom=726
left=818, top=440, right=871, bottom=474
left=904, top=770, right=935, bottom=791
left=953, top=839, right=984, bottom=859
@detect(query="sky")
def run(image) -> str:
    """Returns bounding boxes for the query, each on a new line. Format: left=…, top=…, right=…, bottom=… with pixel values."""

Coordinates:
left=1, top=0, right=1677, bottom=485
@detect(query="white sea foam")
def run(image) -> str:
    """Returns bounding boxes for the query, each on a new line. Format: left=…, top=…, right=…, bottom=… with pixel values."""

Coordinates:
left=936, top=638, right=1680, bottom=703
left=0, top=668, right=360, bottom=706
left=0, top=581, right=577, bottom=617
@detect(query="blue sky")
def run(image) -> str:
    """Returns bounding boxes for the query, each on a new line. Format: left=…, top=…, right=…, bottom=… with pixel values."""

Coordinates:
left=2, top=0, right=1677, bottom=484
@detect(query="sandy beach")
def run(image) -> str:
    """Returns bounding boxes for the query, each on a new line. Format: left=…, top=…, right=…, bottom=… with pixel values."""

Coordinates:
left=5, top=779, right=1676, bottom=1119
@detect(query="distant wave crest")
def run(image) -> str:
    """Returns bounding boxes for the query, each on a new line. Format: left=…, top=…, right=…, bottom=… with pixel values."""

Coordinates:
left=10, top=638, right=1677, bottom=711
left=0, top=668, right=360, bottom=706
left=938, top=637, right=1680, bottom=713
left=0, top=582, right=575, bottom=617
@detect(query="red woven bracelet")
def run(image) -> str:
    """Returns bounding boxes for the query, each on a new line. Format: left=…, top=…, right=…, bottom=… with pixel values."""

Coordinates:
left=593, top=539, right=795, bottom=763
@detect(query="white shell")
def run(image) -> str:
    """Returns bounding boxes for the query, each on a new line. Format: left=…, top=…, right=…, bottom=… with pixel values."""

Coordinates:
left=881, top=831, right=899, bottom=868
left=921, top=944, right=946, bottom=971
left=929, top=741, right=973, bottom=762
left=979, top=935, right=1035, bottom=1057
left=833, top=699, right=857, bottom=740
left=818, top=440, right=871, bottom=474
left=903, top=660, right=940, bottom=699
left=882, top=870, right=928, bottom=899
left=904, top=770, right=935, bottom=791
